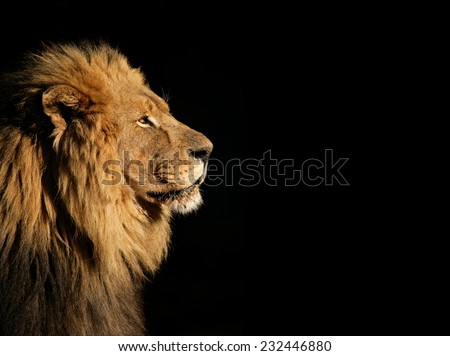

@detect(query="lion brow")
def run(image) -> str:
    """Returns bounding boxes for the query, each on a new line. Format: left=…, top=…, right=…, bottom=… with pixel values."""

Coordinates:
left=143, top=92, right=170, bottom=112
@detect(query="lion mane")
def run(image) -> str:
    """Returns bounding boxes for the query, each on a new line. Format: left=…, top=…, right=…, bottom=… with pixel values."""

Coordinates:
left=0, top=42, right=212, bottom=335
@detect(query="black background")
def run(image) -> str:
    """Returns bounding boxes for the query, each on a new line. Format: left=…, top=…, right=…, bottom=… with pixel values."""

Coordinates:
left=0, top=1, right=445, bottom=336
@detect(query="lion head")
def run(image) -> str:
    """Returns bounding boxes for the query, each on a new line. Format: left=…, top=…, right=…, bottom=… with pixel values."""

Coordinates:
left=38, top=43, right=213, bottom=215
left=0, top=42, right=213, bottom=335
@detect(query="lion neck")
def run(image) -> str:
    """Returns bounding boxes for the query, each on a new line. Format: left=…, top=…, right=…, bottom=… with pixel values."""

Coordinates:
left=0, top=125, right=173, bottom=335
left=1, top=125, right=172, bottom=285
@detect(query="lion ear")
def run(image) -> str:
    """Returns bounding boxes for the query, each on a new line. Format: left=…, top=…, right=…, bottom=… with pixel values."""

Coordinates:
left=42, top=85, right=90, bottom=128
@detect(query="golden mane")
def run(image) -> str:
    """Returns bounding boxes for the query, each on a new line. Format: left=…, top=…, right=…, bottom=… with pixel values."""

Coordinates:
left=15, top=42, right=146, bottom=107
left=0, top=42, right=173, bottom=335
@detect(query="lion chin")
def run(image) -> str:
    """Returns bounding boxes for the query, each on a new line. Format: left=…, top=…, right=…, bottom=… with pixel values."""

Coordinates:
left=147, top=185, right=203, bottom=214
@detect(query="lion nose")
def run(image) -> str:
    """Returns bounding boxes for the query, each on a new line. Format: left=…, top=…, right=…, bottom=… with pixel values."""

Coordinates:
left=187, top=145, right=213, bottom=162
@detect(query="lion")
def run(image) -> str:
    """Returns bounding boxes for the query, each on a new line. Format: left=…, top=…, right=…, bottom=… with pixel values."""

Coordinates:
left=0, top=41, right=212, bottom=335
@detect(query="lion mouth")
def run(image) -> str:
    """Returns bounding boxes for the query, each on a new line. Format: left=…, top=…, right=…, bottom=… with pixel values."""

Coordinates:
left=145, top=175, right=205, bottom=214
left=147, top=184, right=196, bottom=202
left=147, top=172, right=206, bottom=202
left=147, top=184, right=202, bottom=214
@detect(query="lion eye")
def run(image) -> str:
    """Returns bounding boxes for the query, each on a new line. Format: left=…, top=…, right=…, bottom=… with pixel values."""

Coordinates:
left=137, top=116, right=156, bottom=128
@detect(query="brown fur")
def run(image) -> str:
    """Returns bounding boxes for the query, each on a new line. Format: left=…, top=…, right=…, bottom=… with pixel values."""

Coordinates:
left=0, top=42, right=212, bottom=335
